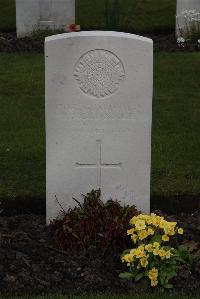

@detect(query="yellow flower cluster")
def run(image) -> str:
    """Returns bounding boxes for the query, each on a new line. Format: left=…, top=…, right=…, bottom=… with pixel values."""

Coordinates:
left=128, top=213, right=184, bottom=243
left=145, top=242, right=171, bottom=259
left=122, top=242, right=171, bottom=267
left=121, top=213, right=184, bottom=287
left=121, top=245, right=146, bottom=266
left=148, top=268, right=158, bottom=287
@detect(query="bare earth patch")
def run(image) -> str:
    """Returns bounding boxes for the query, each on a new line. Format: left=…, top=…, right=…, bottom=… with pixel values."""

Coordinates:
left=0, top=211, right=200, bottom=295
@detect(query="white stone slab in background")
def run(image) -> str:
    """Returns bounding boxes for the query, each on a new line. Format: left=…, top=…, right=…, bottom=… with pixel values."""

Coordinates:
left=176, top=0, right=200, bottom=36
left=16, top=0, right=75, bottom=37
left=45, top=31, right=153, bottom=223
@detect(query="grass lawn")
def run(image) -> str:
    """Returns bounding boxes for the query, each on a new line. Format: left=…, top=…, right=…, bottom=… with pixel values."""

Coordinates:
left=0, top=52, right=200, bottom=200
left=2, top=294, right=200, bottom=299
left=152, top=52, right=200, bottom=196
left=0, top=0, right=175, bottom=33
left=77, top=0, right=176, bottom=33
left=0, top=0, right=16, bottom=32
left=0, top=53, right=45, bottom=199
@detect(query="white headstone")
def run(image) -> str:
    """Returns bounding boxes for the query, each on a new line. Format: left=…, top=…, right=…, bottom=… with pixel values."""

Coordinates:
left=45, top=31, right=153, bottom=223
left=176, top=0, right=200, bottom=36
left=16, top=0, right=75, bottom=37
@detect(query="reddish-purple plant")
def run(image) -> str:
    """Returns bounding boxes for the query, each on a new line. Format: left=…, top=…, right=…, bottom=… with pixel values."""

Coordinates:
left=49, top=190, right=139, bottom=253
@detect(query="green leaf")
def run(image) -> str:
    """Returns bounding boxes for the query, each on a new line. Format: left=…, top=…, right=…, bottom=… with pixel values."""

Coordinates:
left=119, top=272, right=134, bottom=280
left=151, top=234, right=162, bottom=244
left=121, top=249, right=131, bottom=256
left=159, top=276, right=165, bottom=285
left=178, top=245, right=188, bottom=251
left=163, top=283, right=173, bottom=289
left=134, top=272, right=144, bottom=281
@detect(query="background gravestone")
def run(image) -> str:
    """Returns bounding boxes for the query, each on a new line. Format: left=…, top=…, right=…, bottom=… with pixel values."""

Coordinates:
left=39, top=0, right=53, bottom=29
left=45, top=31, right=153, bottom=222
left=16, top=0, right=75, bottom=37
left=176, top=0, right=200, bottom=36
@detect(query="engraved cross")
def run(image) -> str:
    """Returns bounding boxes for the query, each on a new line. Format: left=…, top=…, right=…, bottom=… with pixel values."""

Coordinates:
left=75, top=139, right=122, bottom=189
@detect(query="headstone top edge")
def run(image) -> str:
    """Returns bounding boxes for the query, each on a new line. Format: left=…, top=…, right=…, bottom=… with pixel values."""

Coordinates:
left=45, top=31, right=153, bottom=44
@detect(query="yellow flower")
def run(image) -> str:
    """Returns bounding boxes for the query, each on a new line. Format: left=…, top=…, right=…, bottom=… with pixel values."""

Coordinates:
left=138, top=230, right=148, bottom=240
left=158, top=249, right=167, bottom=259
left=131, top=234, right=138, bottom=243
left=135, top=250, right=145, bottom=259
left=153, top=248, right=159, bottom=256
left=127, top=228, right=135, bottom=235
left=121, top=253, right=134, bottom=264
left=129, top=216, right=138, bottom=225
left=148, top=268, right=158, bottom=280
left=140, top=257, right=148, bottom=268
left=178, top=228, right=184, bottom=234
left=167, top=222, right=177, bottom=235
left=159, top=219, right=167, bottom=229
left=138, top=214, right=148, bottom=220
left=130, top=248, right=135, bottom=255
left=150, top=213, right=157, bottom=217
left=151, top=214, right=162, bottom=227
left=150, top=279, right=158, bottom=287
left=165, top=250, right=171, bottom=259
left=147, top=227, right=154, bottom=235
left=162, top=234, right=169, bottom=242
left=132, top=245, right=146, bottom=259
left=146, top=218, right=153, bottom=225
left=153, top=242, right=160, bottom=249
left=145, top=244, right=153, bottom=252
left=135, top=219, right=146, bottom=231
left=162, top=221, right=176, bottom=236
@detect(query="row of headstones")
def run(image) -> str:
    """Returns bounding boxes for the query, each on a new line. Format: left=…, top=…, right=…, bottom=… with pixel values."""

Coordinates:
left=16, top=0, right=200, bottom=37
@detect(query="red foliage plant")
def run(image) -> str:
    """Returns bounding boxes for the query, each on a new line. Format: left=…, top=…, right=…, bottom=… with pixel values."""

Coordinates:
left=49, top=190, right=139, bottom=253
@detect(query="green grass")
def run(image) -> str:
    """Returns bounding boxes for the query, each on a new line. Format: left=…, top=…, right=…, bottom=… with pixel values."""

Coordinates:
left=0, top=52, right=200, bottom=200
left=76, top=0, right=176, bottom=33
left=0, top=295, right=196, bottom=299
left=0, top=0, right=16, bottom=32
left=0, top=53, right=45, bottom=199
left=152, top=52, right=200, bottom=196
left=0, top=0, right=175, bottom=33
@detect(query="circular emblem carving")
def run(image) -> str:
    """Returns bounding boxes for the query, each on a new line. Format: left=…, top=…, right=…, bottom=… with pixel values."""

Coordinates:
left=74, top=50, right=125, bottom=98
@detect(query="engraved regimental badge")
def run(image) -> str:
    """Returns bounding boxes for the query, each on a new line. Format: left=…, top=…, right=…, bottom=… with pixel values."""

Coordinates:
left=74, top=49, right=125, bottom=98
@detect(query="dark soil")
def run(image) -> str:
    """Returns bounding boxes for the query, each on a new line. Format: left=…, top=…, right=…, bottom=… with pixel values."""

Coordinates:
left=0, top=31, right=200, bottom=53
left=0, top=32, right=44, bottom=53
left=0, top=212, right=200, bottom=296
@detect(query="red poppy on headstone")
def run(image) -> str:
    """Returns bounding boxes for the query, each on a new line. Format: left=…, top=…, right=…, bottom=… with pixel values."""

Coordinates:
left=66, top=23, right=80, bottom=32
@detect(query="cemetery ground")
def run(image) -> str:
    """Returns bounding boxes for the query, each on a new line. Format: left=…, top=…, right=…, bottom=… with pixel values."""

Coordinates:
left=1, top=295, right=200, bottom=299
left=0, top=293, right=199, bottom=299
left=1, top=0, right=200, bottom=297
left=1, top=49, right=200, bottom=297
left=0, top=204, right=200, bottom=295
